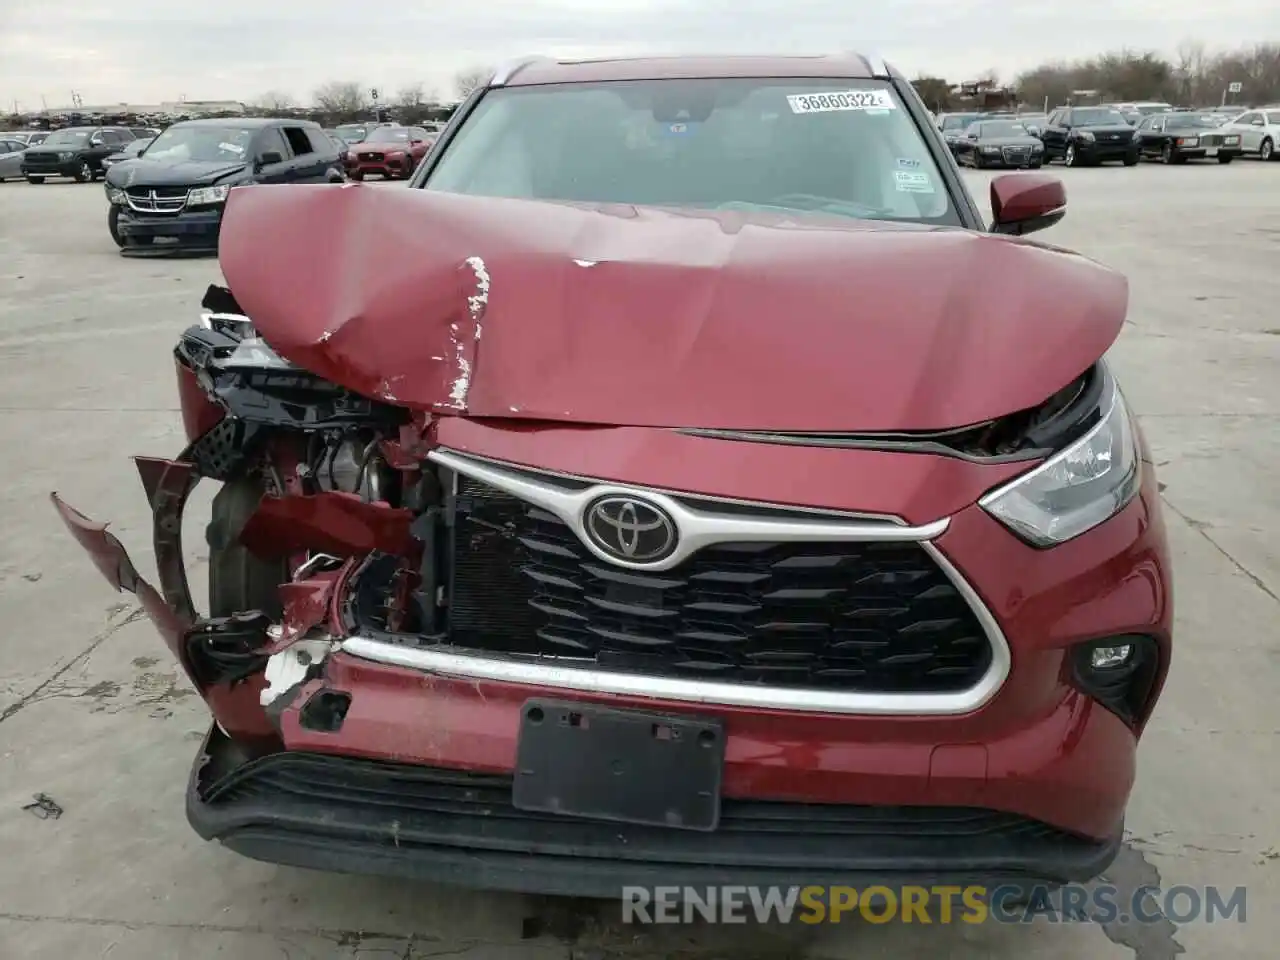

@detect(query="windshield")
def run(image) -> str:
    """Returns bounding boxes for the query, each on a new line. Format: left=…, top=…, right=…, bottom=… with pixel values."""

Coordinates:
left=1073, top=108, right=1128, bottom=126
left=941, top=114, right=979, bottom=131
left=335, top=125, right=367, bottom=143
left=1165, top=114, right=1219, bottom=130
left=127, top=138, right=154, bottom=156
left=365, top=127, right=413, bottom=143
left=425, top=79, right=958, bottom=226
left=979, top=121, right=1029, bottom=137
left=143, top=125, right=255, bottom=163
left=1135, top=104, right=1172, bottom=115
left=43, top=130, right=90, bottom=146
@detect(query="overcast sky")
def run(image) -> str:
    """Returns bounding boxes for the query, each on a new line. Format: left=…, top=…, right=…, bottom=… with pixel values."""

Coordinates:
left=2, top=1, right=1277, bottom=109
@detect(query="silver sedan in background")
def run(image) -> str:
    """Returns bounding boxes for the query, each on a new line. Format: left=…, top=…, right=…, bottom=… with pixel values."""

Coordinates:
left=1221, top=109, right=1280, bottom=160
left=0, top=137, right=28, bottom=181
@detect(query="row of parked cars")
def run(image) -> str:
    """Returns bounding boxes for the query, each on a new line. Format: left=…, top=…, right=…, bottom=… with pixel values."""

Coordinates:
left=1, top=117, right=442, bottom=253
left=934, top=105, right=1280, bottom=168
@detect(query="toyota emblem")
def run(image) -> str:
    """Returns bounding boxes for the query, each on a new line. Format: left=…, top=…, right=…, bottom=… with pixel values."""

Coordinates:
left=584, top=496, right=678, bottom=564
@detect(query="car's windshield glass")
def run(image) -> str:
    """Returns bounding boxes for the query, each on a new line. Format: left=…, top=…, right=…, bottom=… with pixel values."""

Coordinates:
left=425, top=79, right=959, bottom=225
left=1165, top=114, right=1218, bottom=130
left=43, top=130, right=90, bottom=145
left=143, top=125, right=255, bottom=162
left=365, top=127, right=412, bottom=142
left=979, top=121, right=1029, bottom=137
left=941, top=114, right=978, bottom=130
left=335, top=125, right=367, bottom=142
left=1073, top=108, right=1128, bottom=126
left=1136, top=104, right=1172, bottom=115
left=127, top=138, right=154, bottom=155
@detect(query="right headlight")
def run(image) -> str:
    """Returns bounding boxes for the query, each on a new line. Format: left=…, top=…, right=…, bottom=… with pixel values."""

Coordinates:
left=979, top=370, right=1141, bottom=547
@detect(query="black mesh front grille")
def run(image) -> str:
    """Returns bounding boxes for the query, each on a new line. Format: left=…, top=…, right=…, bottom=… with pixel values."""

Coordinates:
left=447, top=478, right=992, bottom=694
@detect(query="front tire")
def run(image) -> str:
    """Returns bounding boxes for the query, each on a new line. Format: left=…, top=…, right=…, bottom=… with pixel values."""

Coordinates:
left=349, top=170, right=364, bottom=181
left=1218, top=154, right=1234, bottom=164
left=1261, top=138, right=1274, bottom=161
left=107, top=206, right=124, bottom=248
left=1123, top=154, right=1138, bottom=166
left=207, top=474, right=289, bottom=618
left=73, top=161, right=92, bottom=183
left=26, top=175, right=44, bottom=184
left=1064, top=144, right=1078, bottom=167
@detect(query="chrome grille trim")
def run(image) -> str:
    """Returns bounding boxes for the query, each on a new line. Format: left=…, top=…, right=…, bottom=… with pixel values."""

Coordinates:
left=125, top=188, right=188, bottom=213
left=339, top=448, right=1012, bottom=715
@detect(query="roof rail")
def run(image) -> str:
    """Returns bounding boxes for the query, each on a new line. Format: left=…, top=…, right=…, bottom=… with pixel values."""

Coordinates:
left=859, top=52, right=890, bottom=78
left=490, top=56, right=552, bottom=87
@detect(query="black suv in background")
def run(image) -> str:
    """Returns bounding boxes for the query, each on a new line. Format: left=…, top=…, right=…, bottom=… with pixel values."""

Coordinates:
left=104, top=118, right=344, bottom=253
left=20, top=127, right=136, bottom=183
left=1039, top=107, right=1141, bottom=167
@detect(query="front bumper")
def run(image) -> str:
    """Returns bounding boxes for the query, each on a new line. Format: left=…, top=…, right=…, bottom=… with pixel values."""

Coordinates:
left=1076, top=141, right=1140, bottom=163
left=189, top=723, right=1119, bottom=896
left=21, top=159, right=83, bottom=177
left=345, top=157, right=412, bottom=178
left=1174, top=146, right=1243, bottom=161
left=116, top=206, right=223, bottom=249
left=52, top=419, right=1172, bottom=892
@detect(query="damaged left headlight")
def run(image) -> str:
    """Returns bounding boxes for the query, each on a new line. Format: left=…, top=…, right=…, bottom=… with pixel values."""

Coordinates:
left=222, top=337, right=297, bottom=370
left=980, top=367, right=1141, bottom=547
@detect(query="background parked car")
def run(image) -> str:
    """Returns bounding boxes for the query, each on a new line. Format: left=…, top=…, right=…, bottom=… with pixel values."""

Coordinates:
left=935, top=112, right=985, bottom=156
left=343, top=125, right=435, bottom=180
left=105, top=117, right=344, bottom=252
left=101, top=137, right=155, bottom=172
left=1135, top=113, right=1241, bottom=164
left=1220, top=109, right=1280, bottom=161
left=954, top=118, right=1046, bottom=168
left=1040, top=106, right=1140, bottom=167
left=20, top=126, right=135, bottom=183
left=2, top=130, right=50, bottom=147
left=0, top=137, right=28, bottom=181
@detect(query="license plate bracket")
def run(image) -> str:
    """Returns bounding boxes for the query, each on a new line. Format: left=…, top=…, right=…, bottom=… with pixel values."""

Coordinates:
left=512, top=699, right=724, bottom=831
left=1206, top=147, right=1219, bottom=157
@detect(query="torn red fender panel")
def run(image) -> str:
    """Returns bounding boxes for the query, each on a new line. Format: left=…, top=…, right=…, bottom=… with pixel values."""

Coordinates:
left=50, top=494, right=191, bottom=661
left=218, top=183, right=1128, bottom=433
left=272, top=560, right=357, bottom=650
left=238, top=491, right=414, bottom=560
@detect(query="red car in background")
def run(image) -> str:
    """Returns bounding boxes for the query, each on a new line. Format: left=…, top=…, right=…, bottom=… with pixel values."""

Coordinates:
left=343, top=125, right=435, bottom=180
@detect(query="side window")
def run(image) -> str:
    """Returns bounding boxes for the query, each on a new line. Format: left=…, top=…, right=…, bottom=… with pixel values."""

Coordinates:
left=1237, top=112, right=1258, bottom=125
left=304, top=128, right=334, bottom=155
left=1267, top=113, right=1280, bottom=125
left=255, top=127, right=291, bottom=160
left=1150, top=118, right=1163, bottom=133
left=1047, top=110, right=1063, bottom=126
left=282, top=127, right=313, bottom=156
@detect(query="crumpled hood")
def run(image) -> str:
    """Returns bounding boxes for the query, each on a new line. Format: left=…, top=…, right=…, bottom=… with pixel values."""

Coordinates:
left=106, top=159, right=247, bottom=189
left=218, top=184, right=1128, bottom=432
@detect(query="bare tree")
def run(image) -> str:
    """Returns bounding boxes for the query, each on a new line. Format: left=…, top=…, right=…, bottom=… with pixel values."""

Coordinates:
left=314, top=81, right=369, bottom=113
left=454, top=67, right=492, bottom=100
left=254, top=90, right=296, bottom=113
left=396, top=82, right=429, bottom=108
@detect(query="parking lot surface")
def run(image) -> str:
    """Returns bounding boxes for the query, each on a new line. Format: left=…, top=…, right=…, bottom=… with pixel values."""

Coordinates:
left=0, top=164, right=1277, bottom=959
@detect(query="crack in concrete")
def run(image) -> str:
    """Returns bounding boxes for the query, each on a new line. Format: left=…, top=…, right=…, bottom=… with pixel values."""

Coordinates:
left=1160, top=495, right=1279, bottom=605
left=0, top=605, right=147, bottom=726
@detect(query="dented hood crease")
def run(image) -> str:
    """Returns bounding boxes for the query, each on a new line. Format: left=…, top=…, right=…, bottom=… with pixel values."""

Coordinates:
left=217, top=184, right=1128, bottom=432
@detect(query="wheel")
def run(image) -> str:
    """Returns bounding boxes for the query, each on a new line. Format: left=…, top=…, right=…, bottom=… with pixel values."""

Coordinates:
left=1218, top=154, right=1233, bottom=164
left=26, top=175, right=44, bottom=184
left=1064, top=144, right=1078, bottom=167
left=207, top=473, right=289, bottom=618
left=1261, top=138, right=1274, bottom=161
left=349, top=170, right=364, bottom=181
left=73, top=160, right=92, bottom=183
left=1030, top=159, right=1043, bottom=169
left=107, top=206, right=124, bottom=248
left=1122, top=155, right=1138, bottom=167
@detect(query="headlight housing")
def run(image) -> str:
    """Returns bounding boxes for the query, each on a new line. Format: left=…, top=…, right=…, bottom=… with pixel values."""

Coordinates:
left=187, top=183, right=231, bottom=207
left=1076, top=130, right=1096, bottom=142
left=106, top=187, right=125, bottom=205
left=59, top=151, right=75, bottom=160
left=980, top=369, right=1141, bottom=547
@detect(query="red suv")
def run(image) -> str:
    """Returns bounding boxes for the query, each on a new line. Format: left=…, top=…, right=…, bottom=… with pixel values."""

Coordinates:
left=55, top=52, right=1172, bottom=898
left=343, top=125, right=434, bottom=179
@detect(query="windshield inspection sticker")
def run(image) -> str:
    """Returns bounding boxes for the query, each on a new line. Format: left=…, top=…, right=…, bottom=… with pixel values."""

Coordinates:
left=787, top=89, right=896, bottom=114
left=219, top=142, right=246, bottom=154
left=894, top=170, right=934, bottom=194
left=896, top=157, right=922, bottom=169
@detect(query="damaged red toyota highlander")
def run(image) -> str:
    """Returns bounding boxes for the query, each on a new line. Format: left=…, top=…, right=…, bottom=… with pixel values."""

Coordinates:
left=54, top=54, right=1171, bottom=896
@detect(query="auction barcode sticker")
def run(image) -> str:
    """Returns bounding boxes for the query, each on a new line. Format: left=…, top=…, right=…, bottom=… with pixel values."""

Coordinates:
left=787, top=89, right=896, bottom=114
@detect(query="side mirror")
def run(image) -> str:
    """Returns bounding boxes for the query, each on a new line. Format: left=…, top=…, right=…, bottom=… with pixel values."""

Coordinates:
left=89, top=137, right=104, bottom=146
left=1025, top=125, right=1041, bottom=136
left=990, top=174, right=1066, bottom=237
left=257, top=150, right=284, bottom=168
